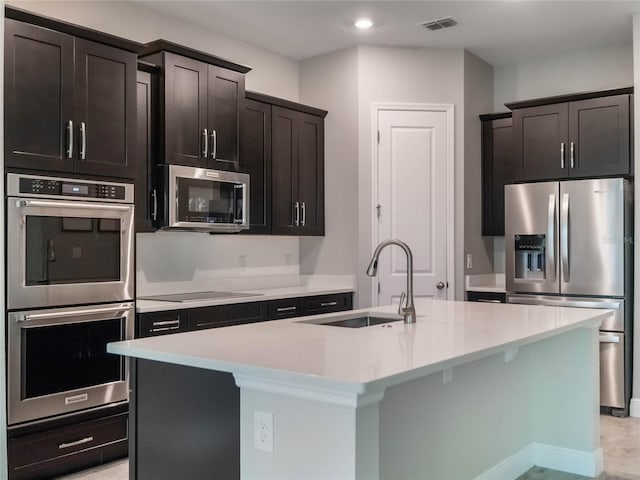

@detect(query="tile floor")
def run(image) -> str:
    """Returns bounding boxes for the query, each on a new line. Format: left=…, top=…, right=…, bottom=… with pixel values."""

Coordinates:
left=57, top=415, right=640, bottom=479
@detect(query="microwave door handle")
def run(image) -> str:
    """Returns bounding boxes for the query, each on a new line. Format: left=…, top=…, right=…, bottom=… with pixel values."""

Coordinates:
left=18, top=304, right=133, bottom=322
left=18, top=199, right=131, bottom=212
left=547, top=194, right=556, bottom=282
left=561, top=193, right=570, bottom=283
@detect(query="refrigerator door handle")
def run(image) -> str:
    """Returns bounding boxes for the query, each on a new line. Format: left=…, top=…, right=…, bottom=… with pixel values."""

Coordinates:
left=547, top=194, right=556, bottom=282
left=561, top=193, right=570, bottom=283
left=599, top=335, right=620, bottom=344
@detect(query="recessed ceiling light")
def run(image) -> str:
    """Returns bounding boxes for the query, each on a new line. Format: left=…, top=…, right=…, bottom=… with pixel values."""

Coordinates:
left=354, top=18, right=373, bottom=30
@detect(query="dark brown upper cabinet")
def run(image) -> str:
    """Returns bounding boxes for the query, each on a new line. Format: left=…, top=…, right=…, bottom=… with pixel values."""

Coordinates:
left=508, top=89, right=632, bottom=182
left=272, top=106, right=325, bottom=236
left=480, top=113, right=513, bottom=236
left=140, top=41, right=250, bottom=172
left=4, top=19, right=137, bottom=178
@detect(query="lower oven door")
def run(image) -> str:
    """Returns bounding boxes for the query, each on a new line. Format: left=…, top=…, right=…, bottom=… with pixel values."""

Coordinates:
left=7, top=303, right=134, bottom=425
left=7, top=197, right=134, bottom=309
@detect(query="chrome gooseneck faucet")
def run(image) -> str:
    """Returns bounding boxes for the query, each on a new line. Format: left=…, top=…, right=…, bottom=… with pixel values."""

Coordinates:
left=366, top=239, right=416, bottom=324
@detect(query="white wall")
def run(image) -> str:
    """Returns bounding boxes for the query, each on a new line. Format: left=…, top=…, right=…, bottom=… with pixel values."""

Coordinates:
left=463, top=51, right=495, bottom=276
left=6, top=0, right=299, bottom=100
left=494, top=44, right=634, bottom=111
left=298, top=48, right=359, bottom=279
left=357, top=46, right=466, bottom=305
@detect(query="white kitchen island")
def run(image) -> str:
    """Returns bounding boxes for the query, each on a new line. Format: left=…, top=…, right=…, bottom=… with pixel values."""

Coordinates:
left=109, top=299, right=609, bottom=480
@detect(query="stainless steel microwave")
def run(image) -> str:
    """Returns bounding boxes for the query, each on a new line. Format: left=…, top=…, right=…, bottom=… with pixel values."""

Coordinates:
left=155, top=165, right=250, bottom=232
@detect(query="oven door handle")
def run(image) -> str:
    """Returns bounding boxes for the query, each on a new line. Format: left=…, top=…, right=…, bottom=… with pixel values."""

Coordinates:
left=17, top=199, right=132, bottom=211
left=18, top=304, right=134, bottom=322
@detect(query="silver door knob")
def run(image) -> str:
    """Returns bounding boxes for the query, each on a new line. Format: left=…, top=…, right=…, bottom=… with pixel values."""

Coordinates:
left=436, top=282, right=445, bottom=289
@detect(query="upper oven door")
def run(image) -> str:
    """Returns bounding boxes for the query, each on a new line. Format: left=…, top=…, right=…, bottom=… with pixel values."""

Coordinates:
left=7, top=197, right=134, bottom=309
left=166, top=165, right=249, bottom=231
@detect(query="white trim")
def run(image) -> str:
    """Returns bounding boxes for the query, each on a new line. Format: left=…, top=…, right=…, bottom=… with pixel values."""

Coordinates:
left=233, top=374, right=385, bottom=408
left=370, top=103, right=456, bottom=304
left=630, top=398, right=640, bottom=417
left=473, top=443, right=603, bottom=480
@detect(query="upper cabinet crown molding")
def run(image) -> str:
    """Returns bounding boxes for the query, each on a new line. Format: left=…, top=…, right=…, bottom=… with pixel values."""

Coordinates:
left=246, top=91, right=328, bottom=118
left=140, top=39, right=252, bottom=74
left=5, top=5, right=143, bottom=53
left=505, top=86, right=633, bottom=110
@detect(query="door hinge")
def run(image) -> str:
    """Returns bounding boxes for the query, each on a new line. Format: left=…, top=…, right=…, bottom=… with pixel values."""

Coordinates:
left=378, top=282, right=381, bottom=294
left=377, top=130, right=380, bottom=144
left=376, top=203, right=382, bottom=218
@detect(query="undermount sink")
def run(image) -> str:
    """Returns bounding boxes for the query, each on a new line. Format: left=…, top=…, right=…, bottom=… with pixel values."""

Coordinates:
left=299, top=314, right=402, bottom=328
left=323, top=316, right=402, bottom=328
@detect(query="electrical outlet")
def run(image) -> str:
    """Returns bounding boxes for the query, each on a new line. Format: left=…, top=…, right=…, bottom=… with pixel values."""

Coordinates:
left=466, top=253, right=473, bottom=270
left=254, top=410, right=273, bottom=453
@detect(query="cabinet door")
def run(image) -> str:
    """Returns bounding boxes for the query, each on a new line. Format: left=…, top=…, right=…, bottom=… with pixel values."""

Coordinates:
left=568, top=95, right=630, bottom=178
left=513, top=103, right=568, bottom=182
left=481, top=116, right=513, bottom=236
left=74, top=38, right=136, bottom=178
left=163, top=53, right=208, bottom=167
left=297, top=112, right=325, bottom=236
left=135, top=69, right=155, bottom=232
left=4, top=19, right=75, bottom=173
left=241, top=99, right=272, bottom=234
left=207, top=65, right=244, bottom=170
left=271, top=106, right=299, bottom=234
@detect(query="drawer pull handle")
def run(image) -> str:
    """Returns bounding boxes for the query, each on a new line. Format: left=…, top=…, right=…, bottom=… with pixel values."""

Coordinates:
left=477, top=299, right=502, bottom=303
left=320, top=301, right=338, bottom=307
left=150, top=326, right=180, bottom=333
left=276, top=306, right=297, bottom=312
left=58, top=436, right=94, bottom=450
left=151, top=320, right=180, bottom=327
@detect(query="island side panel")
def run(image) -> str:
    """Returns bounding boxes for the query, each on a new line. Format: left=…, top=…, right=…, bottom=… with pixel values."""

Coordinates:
left=239, top=388, right=380, bottom=480
left=131, top=359, right=240, bottom=480
left=529, top=326, right=601, bottom=475
left=379, top=347, right=532, bottom=480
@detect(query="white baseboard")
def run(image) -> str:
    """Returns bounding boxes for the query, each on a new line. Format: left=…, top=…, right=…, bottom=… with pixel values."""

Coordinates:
left=630, top=398, right=640, bottom=418
left=473, top=443, right=603, bottom=480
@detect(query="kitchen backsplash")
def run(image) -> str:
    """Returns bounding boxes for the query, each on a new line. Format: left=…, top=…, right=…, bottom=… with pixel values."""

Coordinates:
left=136, top=233, right=300, bottom=296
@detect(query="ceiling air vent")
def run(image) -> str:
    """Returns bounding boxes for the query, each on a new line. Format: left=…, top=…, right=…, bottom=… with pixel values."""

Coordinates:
left=419, top=17, right=458, bottom=31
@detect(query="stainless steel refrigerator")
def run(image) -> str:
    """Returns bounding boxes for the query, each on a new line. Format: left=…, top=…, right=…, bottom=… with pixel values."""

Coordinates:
left=505, top=178, right=633, bottom=416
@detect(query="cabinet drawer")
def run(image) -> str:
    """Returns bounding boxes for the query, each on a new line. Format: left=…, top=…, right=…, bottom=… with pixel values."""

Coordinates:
left=189, top=301, right=268, bottom=330
left=303, top=293, right=353, bottom=315
left=268, top=298, right=304, bottom=319
left=8, top=413, right=127, bottom=478
left=466, top=291, right=506, bottom=303
left=137, top=310, right=188, bottom=338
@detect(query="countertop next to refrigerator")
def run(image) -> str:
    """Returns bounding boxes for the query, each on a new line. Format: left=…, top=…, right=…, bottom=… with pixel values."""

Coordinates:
left=465, top=273, right=506, bottom=293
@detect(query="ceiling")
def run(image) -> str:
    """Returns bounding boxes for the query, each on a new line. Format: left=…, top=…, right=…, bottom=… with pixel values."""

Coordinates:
left=135, top=1, right=640, bottom=66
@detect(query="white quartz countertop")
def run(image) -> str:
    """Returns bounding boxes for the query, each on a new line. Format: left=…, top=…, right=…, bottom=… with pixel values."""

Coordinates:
left=109, top=299, right=608, bottom=394
left=136, top=284, right=355, bottom=313
left=465, top=273, right=506, bottom=293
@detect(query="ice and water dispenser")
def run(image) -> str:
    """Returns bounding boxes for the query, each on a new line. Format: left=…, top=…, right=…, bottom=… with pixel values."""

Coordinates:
left=514, top=234, right=546, bottom=280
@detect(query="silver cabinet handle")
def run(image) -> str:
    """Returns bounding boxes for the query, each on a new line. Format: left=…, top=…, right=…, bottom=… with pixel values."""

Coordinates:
left=561, top=193, right=570, bottom=282
left=508, top=296, right=620, bottom=310
left=80, top=121, right=87, bottom=160
left=547, top=194, right=556, bottom=282
left=59, top=436, right=94, bottom=450
left=276, top=306, right=297, bottom=312
left=320, top=301, right=338, bottom=307
left=210, top=129, right=217, bottom=159
left=19, top=303, right=133, bottom=322
left=570, top=141, right=575, bottom=168
left=301, top=202, right=306, bottom=227
left=560, top=142, right=565, bottom=169
left=477, top=299, right=501, bottom=303
left=599, top=335, right=620, bottom=344
left=202, top=128, right=208, bottom=157
left=151, top=189, right=158, bottom=221
left=19, top=199, right=131, bottom=211
left=294, top=201, right=300, bottom=226
left=151, top=320, right=180, bottom=327
left=150, top=326, right=180, bottom=333
left=66, top=120, right=74, bottom=158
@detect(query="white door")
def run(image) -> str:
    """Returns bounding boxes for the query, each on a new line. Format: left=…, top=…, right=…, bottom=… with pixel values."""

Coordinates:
left=375, top=107, right=451, bottom=306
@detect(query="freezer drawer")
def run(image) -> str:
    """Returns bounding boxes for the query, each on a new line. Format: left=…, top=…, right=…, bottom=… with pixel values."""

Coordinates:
left=600, top=332, right=625, bottom=409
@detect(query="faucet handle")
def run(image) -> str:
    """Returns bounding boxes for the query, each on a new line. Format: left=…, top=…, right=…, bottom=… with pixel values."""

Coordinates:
left=398, top=291, right=407, bottom=315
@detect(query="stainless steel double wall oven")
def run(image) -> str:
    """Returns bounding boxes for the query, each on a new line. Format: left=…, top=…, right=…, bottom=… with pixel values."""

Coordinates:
left=6, top=173, right=134, bottom=425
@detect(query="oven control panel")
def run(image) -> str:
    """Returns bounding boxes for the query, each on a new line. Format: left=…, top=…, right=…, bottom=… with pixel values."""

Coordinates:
left=7, top=174, right=134, bottom=203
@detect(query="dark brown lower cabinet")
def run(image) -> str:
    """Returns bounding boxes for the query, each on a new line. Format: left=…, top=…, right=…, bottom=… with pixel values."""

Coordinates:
left=7, top=408, right=128, bottom=480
